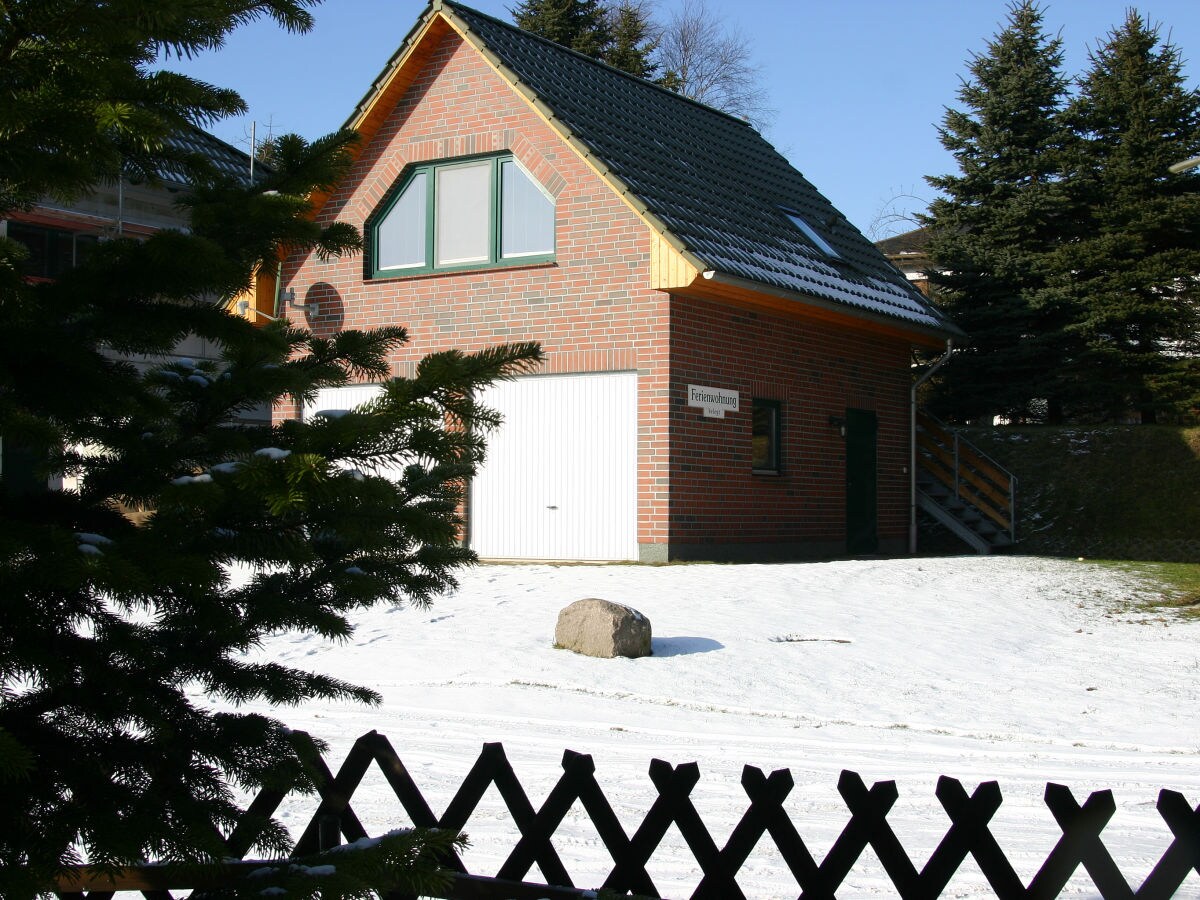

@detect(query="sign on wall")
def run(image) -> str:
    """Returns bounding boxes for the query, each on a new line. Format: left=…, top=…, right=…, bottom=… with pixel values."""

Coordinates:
left=687, top=384, right=739, bottom=419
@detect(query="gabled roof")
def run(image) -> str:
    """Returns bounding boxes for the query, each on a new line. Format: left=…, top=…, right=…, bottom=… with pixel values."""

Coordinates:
left=344, top=0, right=959, bottom=342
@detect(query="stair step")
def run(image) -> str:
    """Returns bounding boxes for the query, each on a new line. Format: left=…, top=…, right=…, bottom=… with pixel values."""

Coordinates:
left=916, top=410, right=1018, bottom=555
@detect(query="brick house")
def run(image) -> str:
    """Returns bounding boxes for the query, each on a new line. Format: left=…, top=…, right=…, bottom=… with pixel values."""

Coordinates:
left=281, top=0, right=961, bottom=562
left=0, top=127, right=268, bottom=491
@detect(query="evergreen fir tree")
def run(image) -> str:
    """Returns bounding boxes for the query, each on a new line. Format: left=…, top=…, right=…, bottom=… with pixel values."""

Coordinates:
left=603, top=1, right=659, bottom=79
left=0, top=0, right=296, bottom=214
left=511, top=0, right=613, bottom=61
left=923, top=1, right=1074, bottom=423
left=0, top=1, right=540, bottom=893
left=1052, top=12, right=1200, bottom=422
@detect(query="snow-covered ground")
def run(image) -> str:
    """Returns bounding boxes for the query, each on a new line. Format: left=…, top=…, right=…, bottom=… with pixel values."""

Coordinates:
left=230, top=556, right=1200, bottom=898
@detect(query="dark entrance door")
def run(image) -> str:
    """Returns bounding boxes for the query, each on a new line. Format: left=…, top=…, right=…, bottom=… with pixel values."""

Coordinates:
left=845, top=408, right=878, bottom=555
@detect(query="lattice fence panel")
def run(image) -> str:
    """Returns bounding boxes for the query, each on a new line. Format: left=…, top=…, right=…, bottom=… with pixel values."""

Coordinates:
left=54, top=730, right=1200, bottom=899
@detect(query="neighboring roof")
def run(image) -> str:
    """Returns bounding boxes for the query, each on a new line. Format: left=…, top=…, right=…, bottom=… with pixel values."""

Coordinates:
left=157, top=125, right=265, bottom=187
left=351, top=0, right=958, bottom=340
left=875, top=226, right=930, bottom=258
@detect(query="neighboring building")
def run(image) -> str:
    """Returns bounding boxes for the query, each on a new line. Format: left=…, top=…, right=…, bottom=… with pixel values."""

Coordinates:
left=875, top=226, right=933, bottom=296
left=281, top=0, right=961, bottom=562
left=3, top=125, right=258, bottom=270
left=1, top=122, right=267, bottom=339
left=0, top=127, right=267, bottom=490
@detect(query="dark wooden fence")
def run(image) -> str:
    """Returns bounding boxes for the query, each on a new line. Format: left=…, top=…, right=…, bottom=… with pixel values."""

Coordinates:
left=55, top=730, right=1200, bottom=899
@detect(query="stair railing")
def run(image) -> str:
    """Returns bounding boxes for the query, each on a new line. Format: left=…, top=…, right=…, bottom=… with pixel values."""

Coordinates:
left=916, top=411, right=1018, bottom=544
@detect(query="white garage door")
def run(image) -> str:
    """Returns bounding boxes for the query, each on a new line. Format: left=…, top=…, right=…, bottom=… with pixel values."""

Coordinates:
left=303, top=385, right=384, bottom=419
left=470, top=372, right=638, bottom=561
left=301, top=384, right=401, bottom=477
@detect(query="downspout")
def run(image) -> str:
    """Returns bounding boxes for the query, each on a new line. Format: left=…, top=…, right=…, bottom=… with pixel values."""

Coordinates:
left=909, top=339, right=953, bottom=555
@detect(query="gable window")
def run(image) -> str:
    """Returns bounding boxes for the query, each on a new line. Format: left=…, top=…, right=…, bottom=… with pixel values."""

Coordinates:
left=371, top=155, right=554, bottom=277
left=781, top=209, right=840, bottom=259
left=752, top=399, right=782, bottom=474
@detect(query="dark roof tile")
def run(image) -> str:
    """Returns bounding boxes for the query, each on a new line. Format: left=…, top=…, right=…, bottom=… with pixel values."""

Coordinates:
left=436, top=1, right=955, bottom=337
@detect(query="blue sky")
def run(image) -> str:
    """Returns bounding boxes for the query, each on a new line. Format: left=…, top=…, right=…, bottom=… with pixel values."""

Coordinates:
left=168, top=0, right=1200, bottom=238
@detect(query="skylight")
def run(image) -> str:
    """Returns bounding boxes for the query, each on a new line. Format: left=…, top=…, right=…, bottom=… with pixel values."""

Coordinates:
left=782, top=210, right=840, bottom=259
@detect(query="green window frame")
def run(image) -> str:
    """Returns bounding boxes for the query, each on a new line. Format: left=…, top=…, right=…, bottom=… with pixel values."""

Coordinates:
left=368, top=154, right=555, bottom=278
left=752, top=398, right=782, bottom=474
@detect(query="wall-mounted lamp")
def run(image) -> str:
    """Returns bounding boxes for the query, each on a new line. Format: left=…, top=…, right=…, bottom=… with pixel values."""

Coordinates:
left=282, top=288, right=316, bottom=314
left=828, top=414, right=846, bottom=438
left=235, top=298, right=279, bottom=321
left=1168, top=155, right=1200, bottom=174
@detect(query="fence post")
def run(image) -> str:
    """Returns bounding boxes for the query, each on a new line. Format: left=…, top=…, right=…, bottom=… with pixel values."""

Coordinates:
left=1009, top=474, right=1017, bottom=543
left=953, top=432, right=961, bottom=502
left=318, top=814, right=341, bottom=851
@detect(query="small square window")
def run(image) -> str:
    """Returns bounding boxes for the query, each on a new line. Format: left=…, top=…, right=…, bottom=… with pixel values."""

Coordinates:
left=752, top=399, right=782, bottom=473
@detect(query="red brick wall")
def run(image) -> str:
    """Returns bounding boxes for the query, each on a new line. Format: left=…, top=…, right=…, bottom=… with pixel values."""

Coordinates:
left=280, top=27, right=673, bottom=549
left=667, top=295, right=912, bottom=556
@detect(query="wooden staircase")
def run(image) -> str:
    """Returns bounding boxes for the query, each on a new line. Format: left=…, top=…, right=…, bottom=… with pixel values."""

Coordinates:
left=916, top=412, right=1017, bottom=554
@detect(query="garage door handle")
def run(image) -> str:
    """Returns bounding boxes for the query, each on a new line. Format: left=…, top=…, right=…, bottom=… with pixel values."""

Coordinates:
left=546, top=505, right=558, bottom=510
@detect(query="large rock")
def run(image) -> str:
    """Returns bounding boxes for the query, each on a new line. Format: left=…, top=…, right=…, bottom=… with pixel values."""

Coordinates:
left=554, top=598, right=652, bottom=659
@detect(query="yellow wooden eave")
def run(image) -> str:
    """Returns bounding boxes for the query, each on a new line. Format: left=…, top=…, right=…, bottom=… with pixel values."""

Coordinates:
left=308, top=1, right=701, bottom=292
left=303, top=8, right=453, bottom=218
left=435, top=2, right=703, bottom=290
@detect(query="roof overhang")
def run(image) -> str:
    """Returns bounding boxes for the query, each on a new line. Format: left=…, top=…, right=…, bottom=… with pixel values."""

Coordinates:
left=676, top=270, right=961, bottom=349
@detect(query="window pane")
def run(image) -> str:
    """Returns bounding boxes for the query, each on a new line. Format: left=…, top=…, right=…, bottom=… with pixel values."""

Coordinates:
left=377, top=172, right=427, bottom=270
left=436, top=162, right=490, bottom=266
left=8, top=222, right=50, bottom=278
left=74, top=233, right=99, bottom=267
left=783, top=210, right=840, bottom=258
left=49, top=231, right=74, bottom=277
left=7, top=222, right=94, bottom=279
left=501, top=160, right=554, bottom=258
left=752, top=401, right=780, bottom=471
